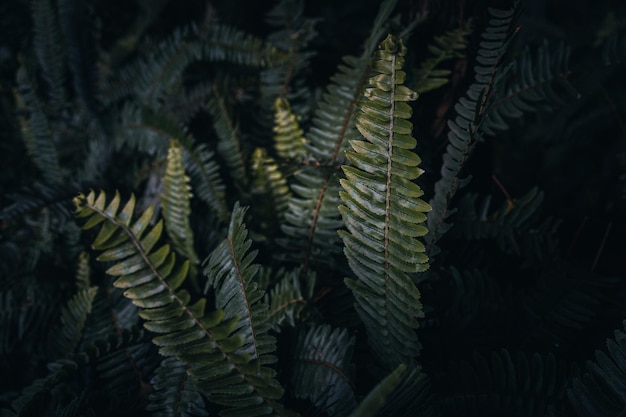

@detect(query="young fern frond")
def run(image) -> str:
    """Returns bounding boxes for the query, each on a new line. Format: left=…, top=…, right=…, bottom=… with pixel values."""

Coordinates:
left=339, top=34, right=430, bottom=370
left=74, top=191, right=293, bottom=416
left=272, top=97, right=307, bottom=159
left=161, top=139, right=200, bottom=287
left=414, top=23, right=473, bottom=94
left=425, top=5, right=518, bottom=259
left=280, top=0, right=399, bottom=275
left=147, top=357, right=207, bottom=417
left=290, top=324, right=356, bottom=416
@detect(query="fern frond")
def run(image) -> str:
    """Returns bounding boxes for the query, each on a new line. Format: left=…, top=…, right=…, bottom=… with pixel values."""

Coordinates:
left=50, top=285, right=98, bottom=357
left=347, top=364, right=406, bottom=417
left=568, top=321, right=626, bottom=417
left=147, top=357, right=207, bottom=417
left=161, top=139, right=199, bottom=267
left=266, top=267, right=314, bottom=331
left=339, top=34, right=430, bottom=370
left=280, top=0, right=399, bottom=275
left=74, top=191, right=294, bottom=416
left=14, top=65, right=63, bottom=184
left=251, top=148, right=291, bottom=220
left=273, top=97, right=307, bottom=159
left=425, top=5, right=518, bottom=259
left=602, top=31, right=626, bottom=66
left=376, top=366, right=434, bottom=417
left=414, top=22, right=473, bottom=94
left=208, top=83, right=248, bottom=190
left=291, top=324, right=356, bottom=416
left=32, top=0, right=67, bottom=112
left=481, top=41, right=579, bottom=136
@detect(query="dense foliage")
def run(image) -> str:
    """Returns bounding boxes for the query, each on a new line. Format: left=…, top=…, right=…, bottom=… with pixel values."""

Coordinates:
left=1, top=0, right=626, bottom=416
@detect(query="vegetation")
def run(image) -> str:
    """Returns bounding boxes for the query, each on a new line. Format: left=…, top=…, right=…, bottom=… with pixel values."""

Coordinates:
left=1, top=0, right=626, bottom=416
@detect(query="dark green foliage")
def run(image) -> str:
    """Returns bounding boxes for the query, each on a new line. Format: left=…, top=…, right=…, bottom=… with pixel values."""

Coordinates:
left=2, top=0, right=626, bottom=416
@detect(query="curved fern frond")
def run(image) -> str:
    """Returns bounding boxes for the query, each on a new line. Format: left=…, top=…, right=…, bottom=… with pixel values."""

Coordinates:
left=376, top=366, right=434, bottom=417
left=251, top=148, right=291, bottom=221
left=413, top=22, right=473, bottom=94
left=568, top=321, right=626, bottom=417
left=339, top=34, right=430, bottom=370
left=347, top=364, right=406, bottom=417
left=273, top=97, right=307, bottom=159
left=74, top=191, right=294, bottom=416
left=147, top=357, right=207, bottom=417
left=161, top=139, right=199, bottom=268
left=280, top=0, right=399, bottom=276
left=290, top=324, right=356, bottom=416
left=14, top=65, right=63, bottom=184
left=425, top=5, right=518, bottom=259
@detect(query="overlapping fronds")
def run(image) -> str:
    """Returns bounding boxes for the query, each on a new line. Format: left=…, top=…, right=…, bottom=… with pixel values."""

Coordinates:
left=272, top=97, right=307, bottom=159
left=425, top=5, right=518, bottom=258
left=441, top=349, right=568, bottom=417
left=413, top=23, right=473, bottom=94
left=291, top=324, right=356, bottom=416
left=266, top=267, right=314, bottom=330
left=147, top=357, right=207, bottom=417
left=2, top=327, right=148, bottom=417
left=74, top=191, right=293, bottom=416
left=568, top=321, right=626, bottom=417
left=280, top=0, right=399, bottom=274
left=376, top=366, right=435, bottom=417
left=339, top=34, right=430, bottom=370
left=14, top=65, right=63, bottom=184
left=184, top=143, right=229, bottom=222
left=102, top=22, right=285, bottom=107
left=251, top=148, right=291, bottom=222
left=161, top=140, right=199, bottom=266
left=481, top=41, right=579, bottom=136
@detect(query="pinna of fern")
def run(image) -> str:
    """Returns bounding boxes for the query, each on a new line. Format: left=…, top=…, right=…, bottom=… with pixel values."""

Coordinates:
left=339, top=33, right=431, bottom=371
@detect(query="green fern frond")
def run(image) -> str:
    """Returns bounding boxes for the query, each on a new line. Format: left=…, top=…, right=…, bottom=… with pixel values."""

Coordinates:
left=280, top=0, right=399, bottom=274
left=204, top=202, right=276, bottom=365
left=339, top=34, right=430, bottom=370
left=291, top=324, right=356, bottom=416
left=147, top=357, right=208, bottom=417
left=14, top=65, right=63, bottom=184
left=425, top=5, right=518, bottom=259
left=75, top=251, right=91, bottom=290
left=50, top=285, right=98, bottom=356
left=602, top=31, right=626, bottom=65
left=273, top=97, right=307, bottom=159
left=265, top=267, right=314, bottom=330
left=185, top=144, right=229, bottom=223
left=74, top=191, right=293, bottom=416
left=347, top=364, right=406, bottom=417
left=414, top=22, right=473, bottom=94
left=376, top=366, right=434, bottom=417
left=161, top=139, right=199, bottom=267
left=251, top=148, right=291, bottom=224
left=568, top=321, right=626, bottom=417
left=208, top=83, right=248, bottom=190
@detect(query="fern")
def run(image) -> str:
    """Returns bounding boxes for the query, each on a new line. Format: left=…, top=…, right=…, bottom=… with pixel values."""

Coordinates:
left=347, top=364, right=405, bottom=417
left=290, top=324, right=356, bottom=416
left=413, top=22, right=473, bottom=94
left=280, top=0, right=399, bottom=276
left=74, top=191, right=294, bottom=416
left=266, top=267, right=314, bottom=330
left=147, top=357, right=207, bottom=417
left=49, top=285, right=98, bottom=357
left=339, top=34, right=430, bottom=370
left=424, top=5, right=518, bottom=259
left=272, top=97, right=307, bottom=160
left=568, top=321, right=626, bottom=417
